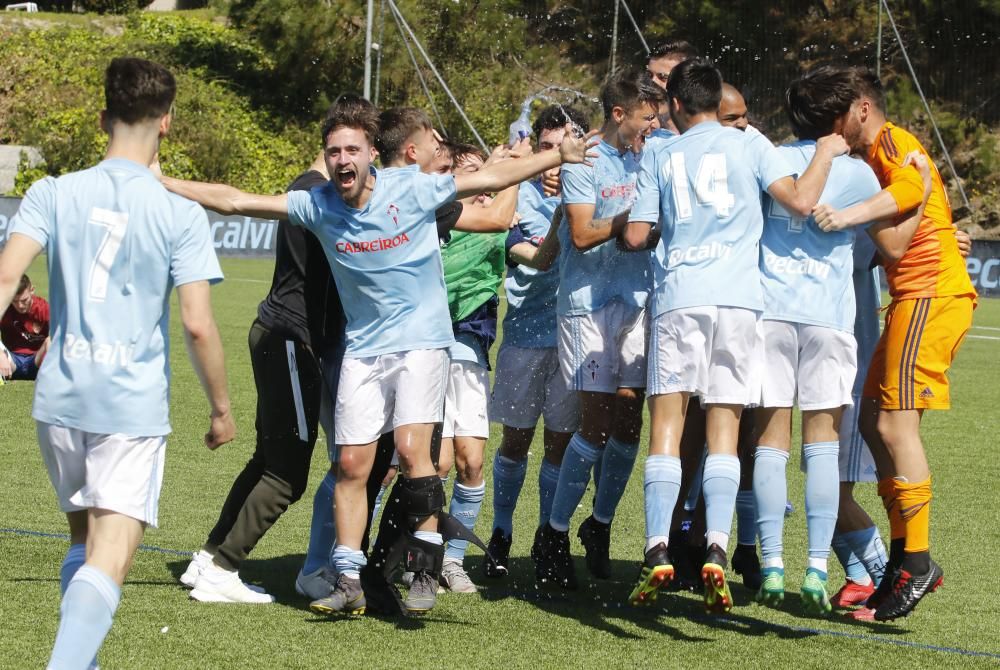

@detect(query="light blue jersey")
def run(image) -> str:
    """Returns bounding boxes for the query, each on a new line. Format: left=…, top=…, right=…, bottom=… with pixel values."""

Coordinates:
left=502, top=180, right=560, bottom=348
left=558, top=139, right=650, bottom=316
left=761, top=143, right=881, bottom=331
left=630, top=121, right=794, bottom=316
left=287, top=165, right=456, bottom=357
left=10, top=159, right=222, bottom=436
left=645, top=127, right=677, bottom=151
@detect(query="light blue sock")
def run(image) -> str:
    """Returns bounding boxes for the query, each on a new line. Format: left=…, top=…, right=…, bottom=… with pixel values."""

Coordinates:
left=753, top=446, right=789, bottom=561
left=445, top=482, right=486, bottom=562
left=736, top=490, right=757, bottom=546
left=548, top=433, right=601, bottom=532
left=703, top=454, right=741, bottom=549
left=593, top=436, right=639, bottom=524
left=302, top=471, right=336, bottom=575
left=60, top=544, right=86, bottom=595
left=332, top=545, right=366, bottom=579
left=48, top=565, right=120, bottom=670
left=841, top=525, right=888, bottom=586
left=370, top=484, right=388, bottom=529
left=831, top=531, right=869, bottom=583
left=803, top=441, right=840, bottom=561
left=538, top=459, right=561, bottom=527
left=492, top=453, right=528, bottom=537
left=644, top=455, right=682, bottom=549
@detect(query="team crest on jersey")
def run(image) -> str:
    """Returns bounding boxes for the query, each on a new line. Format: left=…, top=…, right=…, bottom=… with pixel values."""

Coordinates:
left=387, top=204, right=400, bottom=226
left=587, top=359, right=600, bottom=380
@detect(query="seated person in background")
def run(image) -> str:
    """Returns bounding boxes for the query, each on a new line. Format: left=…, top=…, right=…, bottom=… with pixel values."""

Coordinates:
left=0, top=274, right=49, bottom=380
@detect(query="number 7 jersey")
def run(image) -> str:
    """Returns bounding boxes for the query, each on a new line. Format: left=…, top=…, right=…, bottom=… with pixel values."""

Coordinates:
left=9, top=158, right=223, bottom=437
left=630, top=122, right=794, bottom=317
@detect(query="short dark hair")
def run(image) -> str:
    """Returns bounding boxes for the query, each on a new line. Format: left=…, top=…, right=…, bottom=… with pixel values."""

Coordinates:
left=666, top=57, right=723, bottom=115
left=848, top=66, right=886, bottom=113
left=600, top=68, right=666, bottom=120
left=320, top=94, right=379, bottom=146
left=444, top=141, right=486, bottom=168
left=374, top=107, right=433, bottom=162
left=785, top=65, right=858, bottom=140
left=649, top=40, right=699, bottom=61
left=16, top=275, right=31, bottom=295
left=532, top=104, right=591, bottom=139
left=104, top=57, right=176, bottom=124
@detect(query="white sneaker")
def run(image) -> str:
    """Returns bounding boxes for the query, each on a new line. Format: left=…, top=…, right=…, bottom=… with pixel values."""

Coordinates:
left=439, top=560, right=477, bottom=594
left=180, top=550, right=266, bottom=593
left=295, top=567, right=338, bottom=600
left=179, top=550, right=213, bottom=588
left=190, top=565, right=275, bottom=604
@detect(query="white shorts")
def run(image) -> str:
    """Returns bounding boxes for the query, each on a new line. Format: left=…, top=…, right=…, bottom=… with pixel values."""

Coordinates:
left=334, top=348, right=449, bottom=445
left=760, top=320, right=857, bottom=411
left=490, top=345, right=580, bottom=434
left=648, top=306, right=762, bottom=404
left=558, top=301, right=647, bottom=394
left=37, top=422, right=167, bottom=527
left=442, top=360, right=490, bottom=439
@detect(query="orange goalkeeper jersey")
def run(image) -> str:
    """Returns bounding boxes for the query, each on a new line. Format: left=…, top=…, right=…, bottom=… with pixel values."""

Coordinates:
left=866, top=122, right=976, bottom=300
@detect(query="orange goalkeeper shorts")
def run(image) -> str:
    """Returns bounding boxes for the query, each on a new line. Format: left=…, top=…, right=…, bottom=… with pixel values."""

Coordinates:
left=863, top=295, right=975, bottom=410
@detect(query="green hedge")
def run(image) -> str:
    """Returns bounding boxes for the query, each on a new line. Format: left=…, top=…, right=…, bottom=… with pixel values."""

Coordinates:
left=1, top=13, right=313, bottom=196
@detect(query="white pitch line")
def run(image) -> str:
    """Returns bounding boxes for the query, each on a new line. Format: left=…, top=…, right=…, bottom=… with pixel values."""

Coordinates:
left=968, top=335, right=1000, bottom=341
left=973, top=326, right=1000, bottom=331
left=227, top=277, right=270, bottom=284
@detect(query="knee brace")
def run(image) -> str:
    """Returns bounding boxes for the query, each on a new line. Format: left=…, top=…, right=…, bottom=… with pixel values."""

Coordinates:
left=400, top=475, right=446, bottom=527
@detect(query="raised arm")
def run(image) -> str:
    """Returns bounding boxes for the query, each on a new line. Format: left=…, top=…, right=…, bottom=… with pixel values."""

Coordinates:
left=454, top=126, right=597, bottom=200
left=454, top=184, right=520, bottom=233
left=766, top=134, right=849, bottom=217
left=867, top=151, right=933, bottom=263
left=177, top=280, right=235, bottom=450
left=162, top=176, right=289, bottom=221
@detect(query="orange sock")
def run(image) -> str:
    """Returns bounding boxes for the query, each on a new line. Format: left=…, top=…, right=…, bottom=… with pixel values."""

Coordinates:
left=895, top=477, right=932, bottom=554
left=877, top=477, right=906, bottom=541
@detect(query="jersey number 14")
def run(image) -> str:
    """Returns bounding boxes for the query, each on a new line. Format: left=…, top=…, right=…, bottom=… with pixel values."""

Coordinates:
left=665, top=153, right=735, bottom=220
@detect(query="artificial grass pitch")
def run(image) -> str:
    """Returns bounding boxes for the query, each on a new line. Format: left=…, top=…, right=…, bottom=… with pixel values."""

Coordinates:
left=1, top=256, right=998, bottom=668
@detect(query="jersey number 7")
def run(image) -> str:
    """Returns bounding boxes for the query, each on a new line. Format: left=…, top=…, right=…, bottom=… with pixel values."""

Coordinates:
left=87, top=208, right=129, bottom=302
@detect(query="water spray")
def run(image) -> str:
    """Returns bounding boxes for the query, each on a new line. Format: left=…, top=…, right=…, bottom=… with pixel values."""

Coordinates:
left=508, top=86, right=600, bottom=145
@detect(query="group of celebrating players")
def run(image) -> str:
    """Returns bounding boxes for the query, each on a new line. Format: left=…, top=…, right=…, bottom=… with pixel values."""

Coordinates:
left=0, top=34, right=977, bottom=670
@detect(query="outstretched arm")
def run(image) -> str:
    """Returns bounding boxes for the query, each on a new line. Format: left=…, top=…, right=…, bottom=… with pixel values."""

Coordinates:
left=454, top=185, right=520, bottom=233
left=454, top=127, right=598, bottom=199
left=162, top=176, right=290, bottom=221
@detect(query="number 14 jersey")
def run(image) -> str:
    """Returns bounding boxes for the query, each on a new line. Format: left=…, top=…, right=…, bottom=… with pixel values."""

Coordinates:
left=630, top=122, right=793, bottom=318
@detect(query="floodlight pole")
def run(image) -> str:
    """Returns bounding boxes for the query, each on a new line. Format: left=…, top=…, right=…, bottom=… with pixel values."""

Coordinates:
left=364, top=0, right=375, bottom=100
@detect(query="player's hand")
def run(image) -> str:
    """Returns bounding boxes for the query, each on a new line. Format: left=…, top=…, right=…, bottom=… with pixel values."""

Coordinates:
left=509, top=136, right=532, bottom=159
left=0, top=351, right=13, bottom=379
left=955, top=228, right=972, bottom=257
left=508, top=212, right=521, bottom=229
left=816, top=133, right=850, bottom=158
left=205, top=409, right=236, bottom=450
left=484, top=144, right=512, bottom=167
left=559, top=126, right=600, bottom=166
left=541, top=168, right=562, bottom=197
left=813, top=203, right=850, bottom=232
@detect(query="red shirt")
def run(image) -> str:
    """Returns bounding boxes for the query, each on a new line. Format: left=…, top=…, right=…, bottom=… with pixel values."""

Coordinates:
left=1, top=295, right=49, bottom=355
